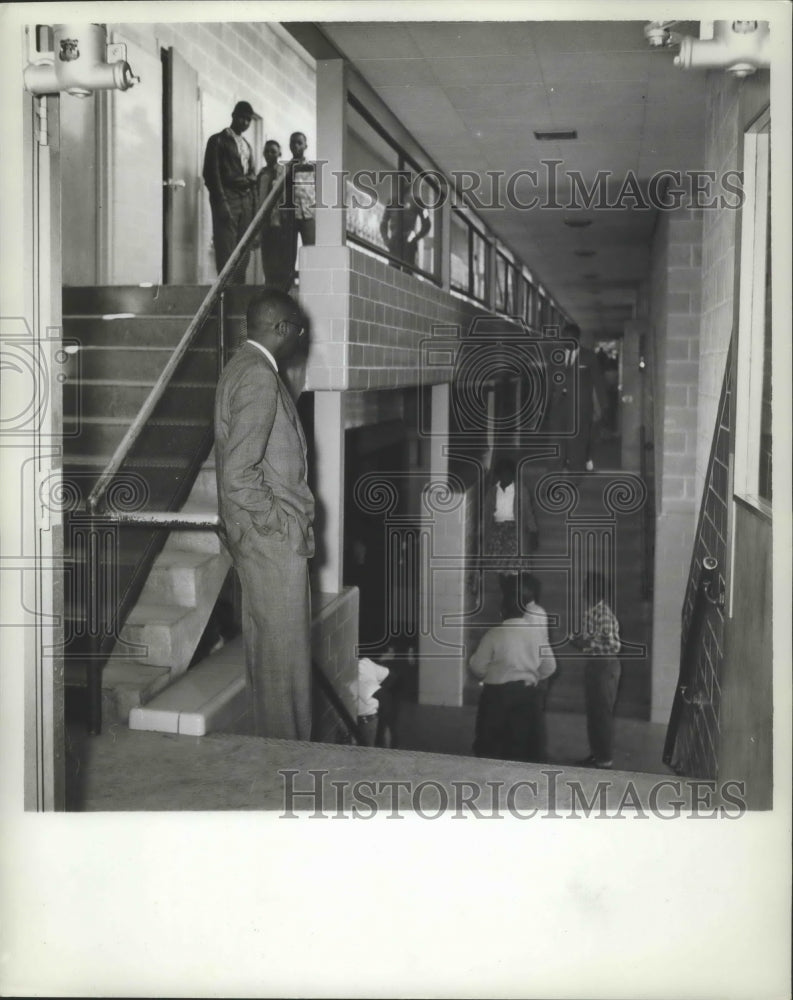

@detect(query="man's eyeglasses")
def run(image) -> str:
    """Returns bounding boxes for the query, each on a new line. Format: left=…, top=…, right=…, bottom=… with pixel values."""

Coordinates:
left=279, top=319, right=306, bottom=339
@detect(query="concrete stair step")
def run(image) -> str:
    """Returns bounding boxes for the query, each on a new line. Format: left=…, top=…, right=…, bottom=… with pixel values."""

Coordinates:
left=62, top=344, right=216, bottom=383
left=172, top=492, right=223, bottom=553
left=63, top=315, right=234, bottom=349
left=140, top=548, right=223, bottom=607
left=65, top=657, right=173, bottom=726
left=118, top=603, right=197, bottom=668
left=129, top=636, right=246, bottom=736
left=63, top=415, right=209, bottom=458
left=64, top=380, right=215, bottom=422
left=63, top=284, right=262, bottom=317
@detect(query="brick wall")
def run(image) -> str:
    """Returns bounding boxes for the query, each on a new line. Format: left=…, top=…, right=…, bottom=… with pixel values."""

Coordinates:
left=301, top=246, right=488, bottom=392
left=344, top=388, right=406, bottom=431
left=672, top=349, right=733, bottom=778
left=311, top=586, right=359, bottom=743
left=649, top=205, right=704, bottom=723
left=696, top=72, right=741, bottom=505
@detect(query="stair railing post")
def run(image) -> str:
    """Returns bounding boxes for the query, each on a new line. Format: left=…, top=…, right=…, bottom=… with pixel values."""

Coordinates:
left=86, top=521, right=103, bottom=734
left=217, top=290, right=226, bottom=378
left=82, top=512, right=119, bottom=735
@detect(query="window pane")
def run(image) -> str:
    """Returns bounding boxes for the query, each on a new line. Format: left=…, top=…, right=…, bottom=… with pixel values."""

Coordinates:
left=450, top=212, right=469, bottom=292
left=495, top=253, right=508, bottom=311
left=758, top=165, right=772, bottom=502
left=524, top=281, right=534, bottom=327
left=345, top=103, right=399, bottom=254
left=471, top=228, right=488, bottom=302
left=409, top=170, right=439, bottom=278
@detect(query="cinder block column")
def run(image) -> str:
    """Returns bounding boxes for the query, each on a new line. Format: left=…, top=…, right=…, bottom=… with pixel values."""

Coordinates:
left=621, top=319, right=645, bottom=472
left=313, top=391, right=346, bottom=594
left=649, top=207, right=704, bottom=723
left=313, top=58, right=346, bottom=248
left=419, top=382, right=467, bottom=706
left=429, top=382, right=450, bottom=480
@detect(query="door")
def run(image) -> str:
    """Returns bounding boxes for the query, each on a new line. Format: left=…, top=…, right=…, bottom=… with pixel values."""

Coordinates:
left=162, top=47, right=199, bottom=284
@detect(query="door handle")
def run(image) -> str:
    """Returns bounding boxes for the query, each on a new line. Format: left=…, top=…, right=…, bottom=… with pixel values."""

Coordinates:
left=163, top=178, right=186, bottom=189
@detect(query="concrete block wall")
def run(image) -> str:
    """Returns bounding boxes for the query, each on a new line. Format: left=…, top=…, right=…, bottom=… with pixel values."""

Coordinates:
left=649, top=205, right=704, bottom=724
left=311, top=586, right=359, bottom=743
left=344, top=388, right=406, bottom=431
left=697, top=72, right=741, bottom=506
left=301, top=246, right=485, bottom=392
left=114, top=20, right=316, bottom=151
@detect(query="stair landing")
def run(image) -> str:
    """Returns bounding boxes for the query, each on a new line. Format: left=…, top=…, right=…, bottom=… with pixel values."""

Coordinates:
left=129, top=637, right=246, bottom=737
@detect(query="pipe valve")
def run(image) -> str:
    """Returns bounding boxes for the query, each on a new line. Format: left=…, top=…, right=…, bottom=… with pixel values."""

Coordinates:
left=24, top=24, right=139, bottom=97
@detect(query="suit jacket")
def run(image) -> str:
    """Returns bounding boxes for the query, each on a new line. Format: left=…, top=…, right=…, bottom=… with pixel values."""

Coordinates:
left=546, top=343, right=608, bottom=430
left=203, top=129, right=256, bottom=210
left=214, top=342, right=315, bottom=558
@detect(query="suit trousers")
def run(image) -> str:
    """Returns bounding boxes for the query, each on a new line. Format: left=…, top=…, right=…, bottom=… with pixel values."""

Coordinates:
left=285, top=215, right=316, bottom=279
left=212, top=194, right=254, bottom=284
left=584, top=658, right=621, bottom=763
left=547, top=393, right=594, bottom=470
left=260, top=227, right=293, bottom=292
left=474, top=681, right=547, bottom=763
left=234, top=534, right=312, bottom=741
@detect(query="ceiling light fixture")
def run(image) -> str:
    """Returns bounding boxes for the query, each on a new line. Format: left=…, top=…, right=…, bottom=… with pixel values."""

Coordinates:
left=533, top=129, right=577, bottom=141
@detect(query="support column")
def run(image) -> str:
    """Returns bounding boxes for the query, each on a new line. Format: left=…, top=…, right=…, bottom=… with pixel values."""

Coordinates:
left=419, top=382, right=467, bottom=707
left=429, top=382, right=450, bottom=481
left=621, top=319, right=645, bottom=472
left=313, top=391, right=345, bottom=594
left=314, top=58, right=346, bottom=248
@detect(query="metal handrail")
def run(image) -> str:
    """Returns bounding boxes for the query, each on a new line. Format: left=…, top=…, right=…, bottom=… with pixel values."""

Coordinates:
left=86, top=171, right=287, bottom=514
left=100, top=511, right=220, bottom=529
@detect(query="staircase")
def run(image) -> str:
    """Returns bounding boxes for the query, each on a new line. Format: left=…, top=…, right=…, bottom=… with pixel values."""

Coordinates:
left=62, top=286, right=254, bottom=726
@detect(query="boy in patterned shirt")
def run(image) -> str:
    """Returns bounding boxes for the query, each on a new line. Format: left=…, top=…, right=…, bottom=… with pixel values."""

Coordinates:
left=573, top=571, right=621, bottom=768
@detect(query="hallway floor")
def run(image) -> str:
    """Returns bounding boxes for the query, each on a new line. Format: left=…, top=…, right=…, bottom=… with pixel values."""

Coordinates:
left=65, top=698, right=669, bottom=811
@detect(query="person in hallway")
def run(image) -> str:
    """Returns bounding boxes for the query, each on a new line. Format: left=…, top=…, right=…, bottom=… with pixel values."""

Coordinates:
left=545, top=322, right=608, bottom=472
left=202, top=100, right=258, bottom=284
left=482, top=456, right=539, bottom=608
left=256, top=139, right=292, bottom=291
left=283, top=131, right=316, bottom=283
left=597, top=346, right=620, bottom=438
left=379, top=186, right=431, bottom=269
left=214, top=290, right=314, bottom=740
left=469, top=575, right=556, bottom=762
left=572, top=571, right=622, bottom=769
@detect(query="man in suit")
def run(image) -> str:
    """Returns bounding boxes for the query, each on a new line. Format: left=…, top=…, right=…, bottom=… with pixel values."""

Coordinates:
left=545, top=322, right=608, bottom=471
left=202, top=101, right=258, bottom=283
left=214, top=290, right=314, bottom=740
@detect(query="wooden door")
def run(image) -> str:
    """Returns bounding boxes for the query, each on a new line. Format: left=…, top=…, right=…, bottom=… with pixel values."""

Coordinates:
left=162, top=47, right=198, bottom=284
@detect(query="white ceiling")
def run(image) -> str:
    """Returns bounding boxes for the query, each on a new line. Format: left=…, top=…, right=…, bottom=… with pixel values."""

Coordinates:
left=319, top=19, right=709, bottom=336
